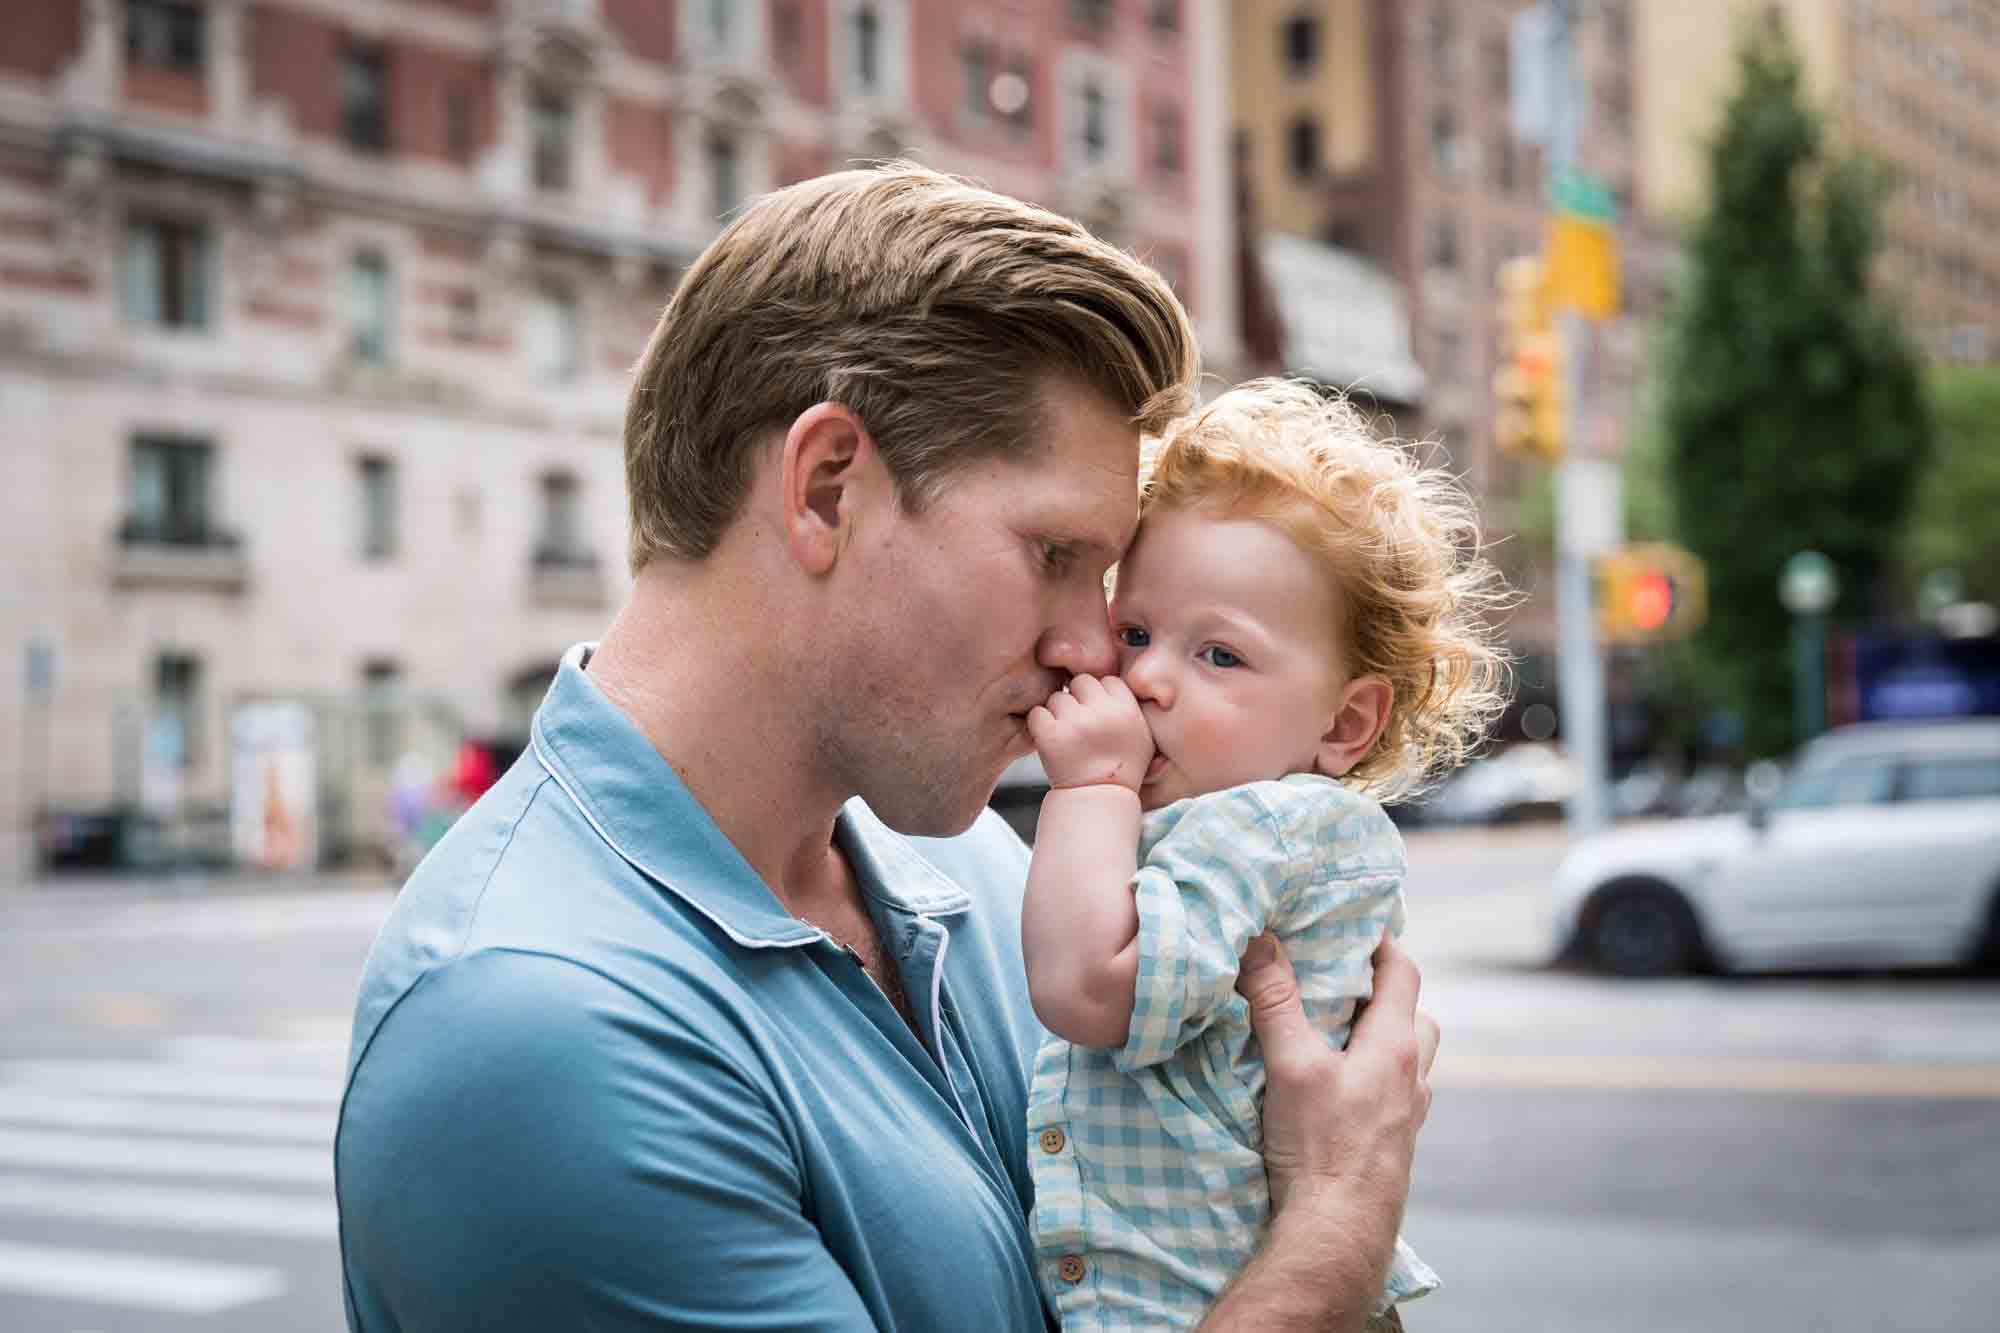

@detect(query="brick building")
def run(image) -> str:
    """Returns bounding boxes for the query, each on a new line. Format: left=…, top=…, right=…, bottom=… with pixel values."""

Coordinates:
left=0, top=0, right=1238, bottom=873
left=1230, top=0, right=1664, bottom=669
left=1639, top=0, right=2000, bottom=366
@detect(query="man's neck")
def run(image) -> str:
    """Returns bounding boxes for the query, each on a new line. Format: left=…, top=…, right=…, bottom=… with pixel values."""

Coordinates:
left=584, top=561, right=854, bottom=914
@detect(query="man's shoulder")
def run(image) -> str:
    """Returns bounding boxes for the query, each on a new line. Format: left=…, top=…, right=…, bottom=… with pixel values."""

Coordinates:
left=350, top=756, right=742, bottom=1078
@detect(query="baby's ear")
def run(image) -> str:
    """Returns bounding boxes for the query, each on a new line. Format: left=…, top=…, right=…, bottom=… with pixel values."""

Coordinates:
left=1314, top=677, right=1393, bottom=779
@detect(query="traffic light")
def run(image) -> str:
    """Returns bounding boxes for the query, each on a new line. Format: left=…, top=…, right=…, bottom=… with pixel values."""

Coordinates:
left=1492, top=257, right=1564, bottom=462
left=1597, top=542, right=1708, bottom=644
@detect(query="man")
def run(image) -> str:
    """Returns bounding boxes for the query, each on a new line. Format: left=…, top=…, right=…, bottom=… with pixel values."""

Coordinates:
left=336, top=165, right=1437, bottom=1331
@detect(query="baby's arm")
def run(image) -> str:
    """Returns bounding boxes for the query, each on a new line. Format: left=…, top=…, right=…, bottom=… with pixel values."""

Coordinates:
left=1020, top=674, right=1153, bottom=1049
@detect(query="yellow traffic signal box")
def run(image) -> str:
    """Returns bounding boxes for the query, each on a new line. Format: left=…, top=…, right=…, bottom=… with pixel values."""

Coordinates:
left=1597, top=542, right=1708, bottom=643
left=1492, top=257, right=1565, bottom=462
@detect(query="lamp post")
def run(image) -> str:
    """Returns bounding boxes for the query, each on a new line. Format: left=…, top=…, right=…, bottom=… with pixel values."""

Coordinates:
left=1778, top=551, right=1838, bottom=743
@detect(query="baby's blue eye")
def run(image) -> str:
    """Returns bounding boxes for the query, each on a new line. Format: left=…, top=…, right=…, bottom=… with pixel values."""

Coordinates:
left=1199, top=645, right=1242, bottom=669
left=1118, top=626, right=1150, bottom=648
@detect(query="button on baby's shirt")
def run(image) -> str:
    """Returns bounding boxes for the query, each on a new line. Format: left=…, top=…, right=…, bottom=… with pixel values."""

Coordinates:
left=1038, top=1127, right=1067, bottom=1154
left=1057, top=1255, right=1087, bottom=1284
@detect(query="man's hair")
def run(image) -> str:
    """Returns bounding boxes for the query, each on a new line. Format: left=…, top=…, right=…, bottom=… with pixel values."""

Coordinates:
left=1136, top=379, right=1514, bottom=799
left=623, top=162, right=1201, bottom=568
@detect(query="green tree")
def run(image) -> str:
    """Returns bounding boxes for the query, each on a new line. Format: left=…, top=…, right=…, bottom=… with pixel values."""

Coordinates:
left=1652, top=15, right=1931, bottom=757
left=1904, top=366, right=2000, bottom=607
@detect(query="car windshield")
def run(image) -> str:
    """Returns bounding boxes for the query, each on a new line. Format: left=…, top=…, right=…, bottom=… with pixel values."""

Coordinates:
left=1773, top=754, right=1898, bottom=811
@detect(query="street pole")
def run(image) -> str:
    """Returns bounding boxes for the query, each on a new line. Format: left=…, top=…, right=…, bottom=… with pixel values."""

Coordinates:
left=1546, top=0, right=1611, bottom=837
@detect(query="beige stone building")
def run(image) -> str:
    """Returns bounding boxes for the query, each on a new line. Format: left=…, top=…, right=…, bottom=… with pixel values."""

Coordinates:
left=1637, top=0, right=2000, bottom=364
left=0, top=0, right=1239, bottom=875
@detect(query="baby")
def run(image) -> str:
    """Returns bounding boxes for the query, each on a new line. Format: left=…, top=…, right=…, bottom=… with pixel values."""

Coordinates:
left=1021, top=379, right=1509, bottom=1330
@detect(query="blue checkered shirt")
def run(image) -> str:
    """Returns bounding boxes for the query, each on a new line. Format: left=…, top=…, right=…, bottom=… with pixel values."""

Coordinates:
left=1028, top=773, right=1439, bottom=1329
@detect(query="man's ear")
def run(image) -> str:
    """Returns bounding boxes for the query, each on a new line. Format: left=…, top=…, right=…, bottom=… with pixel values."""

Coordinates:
left=1314, top=675, right=1393, bottom=779
left=778, top=403, right=877, bottom=576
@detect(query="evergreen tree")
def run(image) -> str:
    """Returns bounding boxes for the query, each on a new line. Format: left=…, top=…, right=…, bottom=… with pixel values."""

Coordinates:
left=1654, top=15, right=1931, bottom=757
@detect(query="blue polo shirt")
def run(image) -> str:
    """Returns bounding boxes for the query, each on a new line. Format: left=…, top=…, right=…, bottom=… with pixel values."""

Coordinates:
left=336, top=645, right=1055, bottom=1331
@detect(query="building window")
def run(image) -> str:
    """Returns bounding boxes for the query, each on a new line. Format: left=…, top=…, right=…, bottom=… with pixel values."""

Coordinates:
left=995, top=53, right=1033, bottom=130
left=1484, top=33, right=1509, bottom=101
left=851, top=3, right=882, bottom=92
left=448, top=287, right=480, bottom=343
left=962, top=38, right=992, bottom=121
left=1076, top=77, right=1109, bottom=164
left=1430, top=107, right=1465, bottom=178
left=525, top=281, right=580, bottom=382
left=122, top=214, right=211, bottom=330
left=127, top=435, right=216, bottom=546
left=1284, top=15, right=1319, bottom=75
left=537, top=471, right=586, bottom=564
left=443, top=84, right=473, bottom=163
left=347, top=249, right=393, bottom=365
left=361, top=659, right=402, bottom=766
left=1287, top=117, right=1321, bottom=179
left=154, top=652, right=202, bottom=774
left=126, top=0, right=204, bottom=73
left=341, top=43, right=389, bottom=153
left=1493, top=133, right=1517, bottom=193
left=1427, top=216, right=1459, bottom=271
left=357, top=455, right=397, bottom=560
left=1150, top=0, right=1180, bottom=34
left=1426, top=5, right=1457, bottom=80
left=707, top=133, right=741, bottom=218
left=529, top=87, right=574, bottom=193
left=1069, top=0, right=1111, bottom=31
left=1153, top=100, right=1182, bottom=175
left=703, top=0, right=736, bottom=49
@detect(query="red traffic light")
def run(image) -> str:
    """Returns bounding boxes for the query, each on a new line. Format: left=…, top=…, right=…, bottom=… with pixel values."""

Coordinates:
left=1628, top=571, right=1674, bottom=632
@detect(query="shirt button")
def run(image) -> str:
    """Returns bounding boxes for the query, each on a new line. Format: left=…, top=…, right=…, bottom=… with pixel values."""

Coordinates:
left=1038, top=1127, right=1067, bottom=1154
left=1058, top=1255, right=1087, bottom=1284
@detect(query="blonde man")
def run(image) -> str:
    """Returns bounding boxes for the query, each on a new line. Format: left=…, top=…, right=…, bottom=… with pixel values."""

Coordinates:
left=337, top=166, right=1438, bottom=1333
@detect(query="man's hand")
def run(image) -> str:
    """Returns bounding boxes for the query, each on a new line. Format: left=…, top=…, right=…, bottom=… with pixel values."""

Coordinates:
left=1238, top=930, right=1436, bottom=1228
left=1027, top=674, right=1155, bottom=793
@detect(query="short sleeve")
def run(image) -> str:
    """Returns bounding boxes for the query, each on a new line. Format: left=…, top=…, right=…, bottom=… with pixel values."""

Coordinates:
left=1113, top=784, right=1312, bottom=1072
left=337, top=949, right=879, bottom=1332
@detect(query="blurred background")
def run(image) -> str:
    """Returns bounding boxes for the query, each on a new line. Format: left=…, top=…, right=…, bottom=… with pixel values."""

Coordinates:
left=0, top=1, right=1995, bottom=1330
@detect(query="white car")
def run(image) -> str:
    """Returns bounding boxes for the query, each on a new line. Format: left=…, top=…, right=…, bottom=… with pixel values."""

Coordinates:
left=1547, top=719, right=2000, bottom=976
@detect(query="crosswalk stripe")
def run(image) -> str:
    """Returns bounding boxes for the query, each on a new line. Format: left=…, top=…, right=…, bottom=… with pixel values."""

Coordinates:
left=0, top=1174, right=334, bottom=1239
left=0, top=1089, right=334, bottom=1143
left=0, top=1128, right=329, bottom=1184
left=160, top=1035, right=349, bottom=1072
left=1, top=1060, right=341, bottom=1105
left=0, top=1239, right=286, bottom=1314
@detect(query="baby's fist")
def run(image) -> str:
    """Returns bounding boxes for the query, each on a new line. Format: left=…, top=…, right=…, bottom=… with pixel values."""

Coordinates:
left=1027, top=674, right=1155, bottom=792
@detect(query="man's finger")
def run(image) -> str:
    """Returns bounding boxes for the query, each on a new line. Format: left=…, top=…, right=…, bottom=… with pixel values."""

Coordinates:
left=1415, top=1008, right=1440, bottom=1078
left=1352, top=932, right=1421, bottom=1041
left=1236, top=933, right=1322, bottom=1059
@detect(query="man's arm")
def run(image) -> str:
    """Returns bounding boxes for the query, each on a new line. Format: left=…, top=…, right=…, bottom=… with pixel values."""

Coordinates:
left=337, top=951, right=879, bottom=1330
left=1197, top=933, right=1439, bottom=1333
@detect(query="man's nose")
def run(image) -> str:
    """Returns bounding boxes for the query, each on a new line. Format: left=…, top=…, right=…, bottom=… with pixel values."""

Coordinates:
left=1037, top=593, right=1118, bottom=680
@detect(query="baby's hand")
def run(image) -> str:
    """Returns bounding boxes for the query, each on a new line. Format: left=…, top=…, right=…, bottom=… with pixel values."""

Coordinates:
left=1028, top=674, right=1155, bottom=793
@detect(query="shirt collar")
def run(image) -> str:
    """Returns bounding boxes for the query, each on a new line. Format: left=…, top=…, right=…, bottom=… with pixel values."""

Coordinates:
left=530, top=643, right=970, bottom=950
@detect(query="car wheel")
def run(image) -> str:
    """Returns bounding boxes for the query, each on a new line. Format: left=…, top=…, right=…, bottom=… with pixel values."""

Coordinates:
left=1583, top=882, right=1701, bottom=978
left=1975, top=889, right=2000, bottom=976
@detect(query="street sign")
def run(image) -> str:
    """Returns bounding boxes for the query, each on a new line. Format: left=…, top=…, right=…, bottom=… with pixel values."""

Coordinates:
left=1510, top=3, right=1559, bottom=147
left=1546, top=168, right=1620, bottom=320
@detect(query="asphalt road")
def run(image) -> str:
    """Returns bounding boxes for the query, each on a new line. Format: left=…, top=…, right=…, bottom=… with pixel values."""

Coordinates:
left=2, top=823, right=1996, bottom=1332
